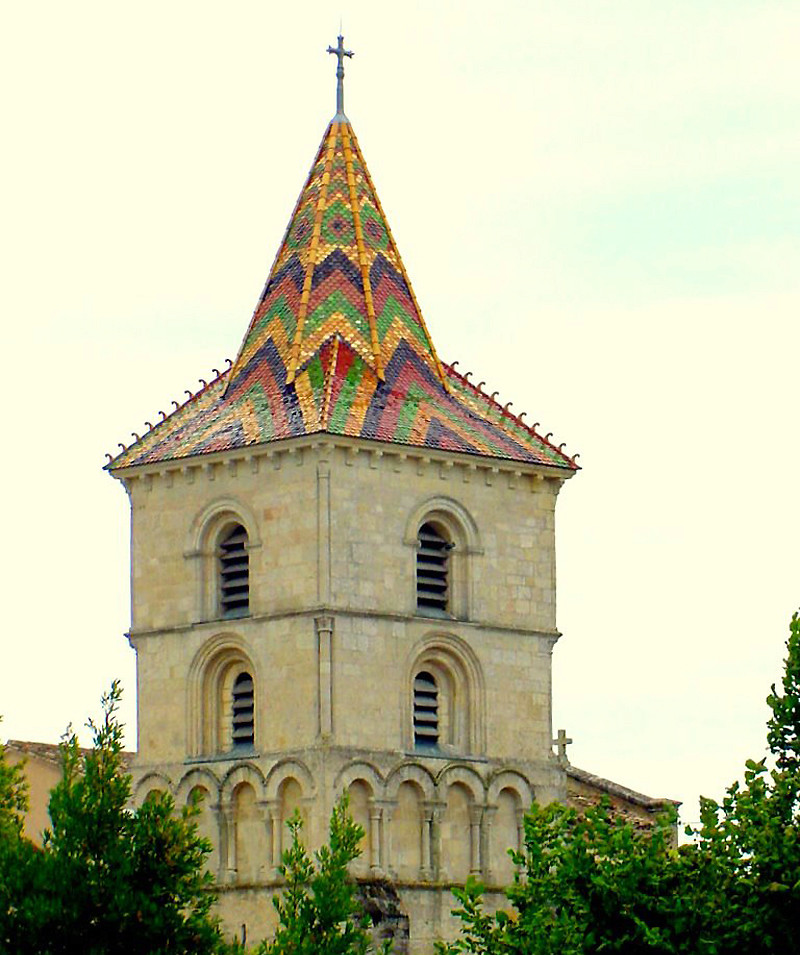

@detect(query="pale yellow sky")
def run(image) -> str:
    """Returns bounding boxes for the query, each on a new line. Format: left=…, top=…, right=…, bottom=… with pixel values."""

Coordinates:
left=1, top=1, right=798, bottom=826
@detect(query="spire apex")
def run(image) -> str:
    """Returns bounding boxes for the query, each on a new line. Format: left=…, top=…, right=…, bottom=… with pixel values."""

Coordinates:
left=326, top=33, right=353, bottom=120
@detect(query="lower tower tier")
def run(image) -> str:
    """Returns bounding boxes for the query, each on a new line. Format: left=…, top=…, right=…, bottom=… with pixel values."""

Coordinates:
left=132, top=743, right=566, bottom=954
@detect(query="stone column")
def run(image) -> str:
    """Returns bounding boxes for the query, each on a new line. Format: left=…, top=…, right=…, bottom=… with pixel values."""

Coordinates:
left=369, top=802, right=382, bottom=873
left=268, top=804, right=283, bottom=872
left=379, top=801, right=396, bottom=877
left=316, top=459, right=332, bottom=603
left=481, top=805, right=497, bottom=885
left=258, top=799, right=279, bottom=879
left=315, top=615, right=335, bottom=738
left=516, top=808, right=526, bottom=854
left=468, top=805, right=483, bottom=876
left=216, top=801, right=237, bottom=884
left=211, top=801, right=226, bottom=885
left=420, top=804, right=434, bottom=880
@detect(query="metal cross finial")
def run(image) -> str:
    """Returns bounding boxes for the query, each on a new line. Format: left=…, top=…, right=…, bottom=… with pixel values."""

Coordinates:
left=327, top=34, right=353, bottom=119
left=552, top=728, right=573, bottom=762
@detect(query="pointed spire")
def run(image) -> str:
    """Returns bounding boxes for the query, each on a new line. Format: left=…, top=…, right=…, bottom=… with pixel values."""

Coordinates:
left=106, top=49, right=578, bottom=476
left=326, top=34, right=353, bottom=121
left=227, top=110, right=450, bottom=392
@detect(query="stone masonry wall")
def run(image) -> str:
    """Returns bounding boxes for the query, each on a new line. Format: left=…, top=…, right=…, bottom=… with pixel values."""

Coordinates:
left=119, top=438, right=571, bottom=951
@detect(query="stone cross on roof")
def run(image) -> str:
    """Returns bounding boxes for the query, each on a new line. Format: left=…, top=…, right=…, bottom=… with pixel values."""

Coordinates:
left=553, top=728, right=573, bottom=762
left=327, top=33, right=353, bottom=120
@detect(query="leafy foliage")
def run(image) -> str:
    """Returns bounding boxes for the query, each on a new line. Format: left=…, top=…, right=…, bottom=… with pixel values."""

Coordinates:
left=5, top=613, right=800, bottom=954
left=1, top=684, right=227, bottom=955
left=0, top=722, right=28, bottom=842
left=0, top=725, right=42, bottom=954
left=440, top=611, right=800, bottom=955
left=686, top=610, right=800, bottom=954
left=254, top=796, right=389, bottom=955
left=767, top=611, right=800, bottom=773
left=2, top=688, right=386, bottom=955
left=438, top=800, right=688, bottom=955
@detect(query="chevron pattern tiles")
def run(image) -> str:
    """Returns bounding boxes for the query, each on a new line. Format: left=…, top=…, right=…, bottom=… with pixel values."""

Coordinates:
left=109, top=119, right=575, bottom=473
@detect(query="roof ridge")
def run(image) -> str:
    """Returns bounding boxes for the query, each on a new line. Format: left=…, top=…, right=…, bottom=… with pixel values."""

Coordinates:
left=106, top=366, right=231, bottom=467
left=340, top=123, right=383, bottom=378
left=567, top=765, right=680, bottom=808
left=444, top=362, right=578, bottom=468
left=227, top=123, right=334, bottom=393
left=320, top=334, right=341, bottom=429
left=347, top=126, right=450, bottom=393
left=285, top=122, right=339, bottom=385
left=6, top=739, right=92, bottom=761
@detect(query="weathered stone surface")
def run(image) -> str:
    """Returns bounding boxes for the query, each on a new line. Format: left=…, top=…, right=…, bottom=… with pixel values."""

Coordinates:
left=120, top=441, right=568, bottom=952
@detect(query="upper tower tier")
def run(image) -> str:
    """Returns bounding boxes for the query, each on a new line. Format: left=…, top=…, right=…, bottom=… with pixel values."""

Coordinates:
left=109, top=54, right=576, bottom=473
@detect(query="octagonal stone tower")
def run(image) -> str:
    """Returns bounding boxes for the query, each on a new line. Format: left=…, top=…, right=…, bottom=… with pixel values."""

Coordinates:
left=107, top=41, right=578, bottom=952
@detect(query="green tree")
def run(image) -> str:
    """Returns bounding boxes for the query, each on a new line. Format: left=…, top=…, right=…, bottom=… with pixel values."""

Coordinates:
left=438, top=800, right=689, bottom=955
left=255, top=796, right=389, bottom=955
left=0, top=724, right=44, bottom=954
left=688, top=610, right=800, bottom=954
left=0, top=723, right=27, bottom=842
left=768, top=611, right=800, bottom=773
left=440, top=611, right=800, bottom=955
left=3, top=683, right=227, bottom=955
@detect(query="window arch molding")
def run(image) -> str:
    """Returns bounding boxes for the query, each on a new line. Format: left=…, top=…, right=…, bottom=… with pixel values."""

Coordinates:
left=436, top=764, right=487, bottom=806
left=220, top=762, right=267, bottom=805
left=264, top=758, right=316, bottom=802
left=133, top=772, right=173, bottom=807
left=185, top=497, right=262, bottom=622
left=384, top=761, right=437, bottom=803
left=402, top=632, right=486, bottom=756
left=486, top=769, right=533, bottom=809
left=187, top=633, right=260, bottom=757
left=174, top=767, right=222, bottom=807
left=333, top=760, right=385, bottom=799
left=404, top=497, right=482, bottom=620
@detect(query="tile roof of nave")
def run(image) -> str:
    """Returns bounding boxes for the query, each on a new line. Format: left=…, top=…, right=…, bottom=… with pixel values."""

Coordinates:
left=108, top=84, right=577, bottom=473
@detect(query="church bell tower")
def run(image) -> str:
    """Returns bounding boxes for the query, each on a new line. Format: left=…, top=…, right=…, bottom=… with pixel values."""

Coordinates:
left=107, top=38, right=578, bottom=953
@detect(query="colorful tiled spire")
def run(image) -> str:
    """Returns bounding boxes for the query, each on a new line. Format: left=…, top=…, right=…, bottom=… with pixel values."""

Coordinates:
left=108, top=41, right=576, bottom=473
left=228, top=115, right=450, bottom=396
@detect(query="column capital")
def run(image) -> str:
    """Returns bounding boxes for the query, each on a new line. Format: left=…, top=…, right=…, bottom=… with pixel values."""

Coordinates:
left=423, top=799, right=446, bottom=814
left=314, top=614, right=335, bottom=634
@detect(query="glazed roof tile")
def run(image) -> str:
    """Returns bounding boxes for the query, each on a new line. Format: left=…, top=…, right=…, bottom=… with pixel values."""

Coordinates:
left=109, top=117, right=576, bottom=473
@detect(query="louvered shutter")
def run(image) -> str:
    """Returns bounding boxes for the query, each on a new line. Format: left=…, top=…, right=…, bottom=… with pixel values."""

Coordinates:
left=232, top=671, right=255, bottom=747
left=416, top=522, right=451, bottom=612
left=219, top=524, right=249, bottom=616
left=413, top=670, right=439, bottom=747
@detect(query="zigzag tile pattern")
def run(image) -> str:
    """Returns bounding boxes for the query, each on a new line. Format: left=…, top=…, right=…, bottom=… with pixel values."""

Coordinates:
left=110, top=119, right=575, bottom=473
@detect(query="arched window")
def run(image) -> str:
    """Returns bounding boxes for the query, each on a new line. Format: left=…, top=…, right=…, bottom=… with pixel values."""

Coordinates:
left=186, top=500, right=261, bottom=623
left=232, top=671, right=255, bottom=748
left=413, top=670, right=439, bottom=748
left=406, top=499, right=480, bottom=621
left=416, top=522, right=453, bottom=615
left=219, top=523, right=249, bottom=617
left=187, top=637, right=260, bottom=757
left=405, top=634, right=486, bottom=756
